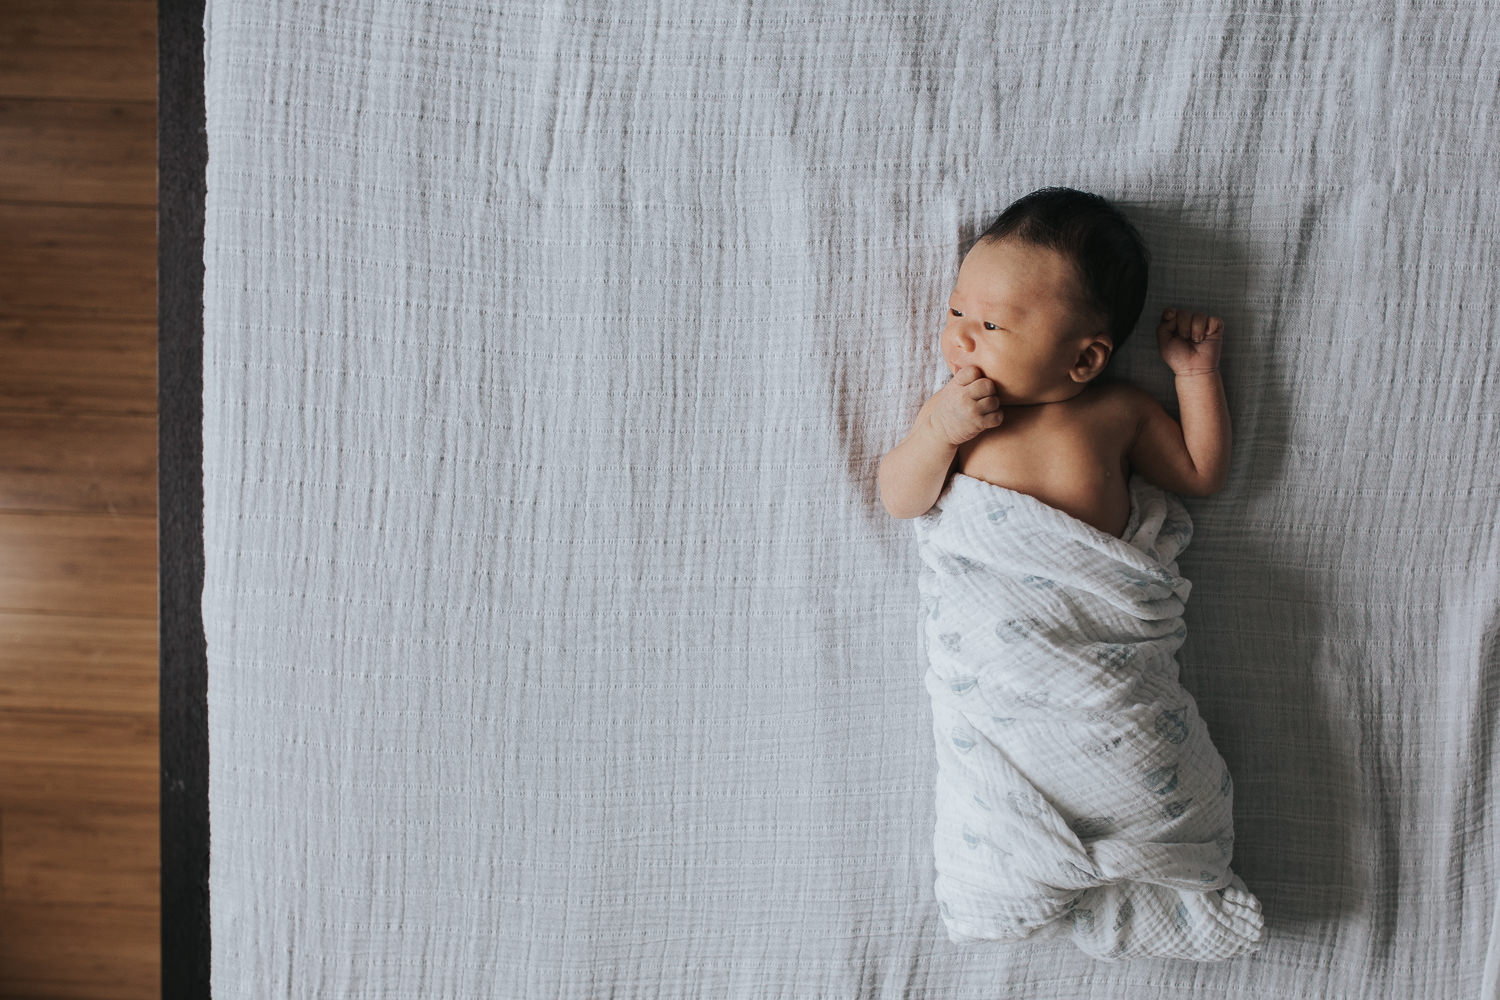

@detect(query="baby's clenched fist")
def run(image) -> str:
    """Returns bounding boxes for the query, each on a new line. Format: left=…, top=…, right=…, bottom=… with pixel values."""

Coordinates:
left=925, top=365, right=1004, bottom=446
left=1157, top=307, right=1224, bottom=376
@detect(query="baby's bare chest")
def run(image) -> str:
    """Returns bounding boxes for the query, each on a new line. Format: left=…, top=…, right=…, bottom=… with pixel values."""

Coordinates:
left=955, top=406, right=1134, bottom=536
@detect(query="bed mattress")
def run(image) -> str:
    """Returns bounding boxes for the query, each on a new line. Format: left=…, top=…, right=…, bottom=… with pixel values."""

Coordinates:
left=202, top=1, right=1500, bottom=995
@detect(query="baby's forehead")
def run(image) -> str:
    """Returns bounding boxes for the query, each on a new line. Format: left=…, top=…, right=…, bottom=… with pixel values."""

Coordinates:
left=953, top=245, right=1101, bottom=333
left=955, top=240, right=1085, bottom=304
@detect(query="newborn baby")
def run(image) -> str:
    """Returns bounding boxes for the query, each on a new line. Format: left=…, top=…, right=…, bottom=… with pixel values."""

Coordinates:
left=880, top=188, right=1262, bottom=960
left=877, top=188, right=1229, bottom=532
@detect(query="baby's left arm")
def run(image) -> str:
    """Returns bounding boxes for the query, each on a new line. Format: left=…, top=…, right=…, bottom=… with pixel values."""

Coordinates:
left=1127, top=308, right=1232, bottom=497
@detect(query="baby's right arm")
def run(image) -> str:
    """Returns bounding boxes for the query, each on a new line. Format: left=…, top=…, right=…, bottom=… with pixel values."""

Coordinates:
left=878, top=366, right=1004, bottom=518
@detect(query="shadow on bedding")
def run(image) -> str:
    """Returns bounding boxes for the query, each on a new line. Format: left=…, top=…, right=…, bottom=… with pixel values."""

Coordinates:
left=1123, top=202, right=1361, bottom=933
left=1187, top=551, right=1360, bottom=934
left=1123, top=203, right=1366, bottom=935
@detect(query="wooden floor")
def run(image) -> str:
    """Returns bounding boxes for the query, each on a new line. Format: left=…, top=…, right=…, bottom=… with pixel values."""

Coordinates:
left=0, top=1, right=161, bottom=997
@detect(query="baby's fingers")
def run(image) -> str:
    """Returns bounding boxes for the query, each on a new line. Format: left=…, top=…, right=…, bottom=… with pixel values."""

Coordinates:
left=1159, top=308, right=1224, bottom=343
left=1190, top=314, right=1224, bottom=343
left=1186, top=312, right=1219, bottom=342
left=973, top=392, right=1002, bottom=414
left=974, top=396, right=1004, bottom=429
left=951, top=364, right=983, bottom=385
left=963, top=374, right=999, bottom=401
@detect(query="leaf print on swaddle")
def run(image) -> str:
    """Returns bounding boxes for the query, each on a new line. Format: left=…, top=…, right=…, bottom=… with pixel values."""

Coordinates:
left=1214, top=828, right=1234, bottom=857
left=995, top=618, right=1037, bottom=643
left=1014, top=690, right=1051, bottom=710
left=1163, top=798, right=1194, bottom=820
left=1070, top=907, right=1096, bottom=933
left=963, top=825, right=1012, bottom=857
left=1155, top=707, right=1190, bottom=744
left=1006, top=788, right=1046, bottom=818
left=1143, top=764, right=1179, bottom=796
left=940, top=554, right=981, bottom=575
left=1114, top=894, right=1135, bottom=932
left=1096, top=643, right=1137, bottom=671
left=1082, top=734, right=1124, bottom=758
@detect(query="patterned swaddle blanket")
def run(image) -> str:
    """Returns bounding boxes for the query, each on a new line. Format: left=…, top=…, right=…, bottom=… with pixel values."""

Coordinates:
left=914, top=473, right=1264, bottom=961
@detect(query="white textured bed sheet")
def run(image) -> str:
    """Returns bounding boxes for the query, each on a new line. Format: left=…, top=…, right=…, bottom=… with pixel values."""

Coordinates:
left=202, top=1, right=1500, bottom=996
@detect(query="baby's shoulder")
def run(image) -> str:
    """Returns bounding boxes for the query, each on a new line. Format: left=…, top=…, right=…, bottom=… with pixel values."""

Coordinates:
left=1078, top=378, right=1152, bottom=426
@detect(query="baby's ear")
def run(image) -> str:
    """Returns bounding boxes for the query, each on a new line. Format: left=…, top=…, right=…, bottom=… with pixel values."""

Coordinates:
left=1070, top=337, right=1112, bottom=383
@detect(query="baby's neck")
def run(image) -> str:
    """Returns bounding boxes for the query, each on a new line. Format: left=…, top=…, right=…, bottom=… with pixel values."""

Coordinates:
left=1009, top=382, right=1092, bottom=409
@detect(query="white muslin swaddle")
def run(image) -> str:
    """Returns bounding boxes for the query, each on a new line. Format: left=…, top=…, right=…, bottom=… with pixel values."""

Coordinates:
left=915, top=472, right=1264, bottom=961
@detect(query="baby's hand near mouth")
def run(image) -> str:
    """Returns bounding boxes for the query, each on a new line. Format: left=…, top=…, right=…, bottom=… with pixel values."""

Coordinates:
left=925, top=365, right=1005, bottom=446
left=1157, top=308, right=1224, bottom=376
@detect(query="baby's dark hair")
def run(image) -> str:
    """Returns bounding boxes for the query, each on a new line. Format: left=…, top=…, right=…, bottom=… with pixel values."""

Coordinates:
left=977, top=187, right=1149, bottom=353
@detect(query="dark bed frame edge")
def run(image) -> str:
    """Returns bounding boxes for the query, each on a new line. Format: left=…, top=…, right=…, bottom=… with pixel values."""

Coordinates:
left=158, top=0, right=210, bottom=995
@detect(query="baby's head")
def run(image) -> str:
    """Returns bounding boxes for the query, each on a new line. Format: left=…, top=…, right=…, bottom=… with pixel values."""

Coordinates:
left=942, top=188, right=1149, bottom=405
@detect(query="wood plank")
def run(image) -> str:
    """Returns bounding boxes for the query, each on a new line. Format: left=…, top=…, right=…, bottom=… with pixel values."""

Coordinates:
left=0, top=709, right=156, bottom=811
left=0, top=611, right=156, bottom=715
left=0, top=97, right=157, bottom=206
left=0, top=0, right=163, bottom=994
left=0, top=412, right=155, bottom=515
left=0, top=512, right=156, bottom=618
left=0, top=204, right=156, bottom=319
left=0, top=316, right=156, bottom=416
left=0, top=0, right=157, bottom=103
left=0, top=900, right=158, bottom=999
left=2, top=804, right=158, bottom=905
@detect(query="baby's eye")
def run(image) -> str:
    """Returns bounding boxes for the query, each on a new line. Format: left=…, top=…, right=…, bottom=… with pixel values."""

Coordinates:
left=949, top=308, right=962, bottom=318
left=983, top=322, right=997, bottom=331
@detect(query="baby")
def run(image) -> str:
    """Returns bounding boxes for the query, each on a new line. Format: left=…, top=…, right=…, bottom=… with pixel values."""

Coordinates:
left=882, top=190, right=1263, bottom=960
left=877, top=187, right=1230, bottom=534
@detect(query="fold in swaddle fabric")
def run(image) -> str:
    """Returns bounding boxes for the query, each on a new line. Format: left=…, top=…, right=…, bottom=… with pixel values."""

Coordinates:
left=915, top=473, right=1264, bottom=961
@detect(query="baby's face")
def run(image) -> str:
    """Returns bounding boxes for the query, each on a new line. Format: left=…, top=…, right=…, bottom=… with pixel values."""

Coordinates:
left=940, top=238, right=1109, bottom=405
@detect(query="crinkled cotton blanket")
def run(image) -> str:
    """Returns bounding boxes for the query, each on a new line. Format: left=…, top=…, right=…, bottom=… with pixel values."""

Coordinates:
left=915, top=473, right=1264, bottom=961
